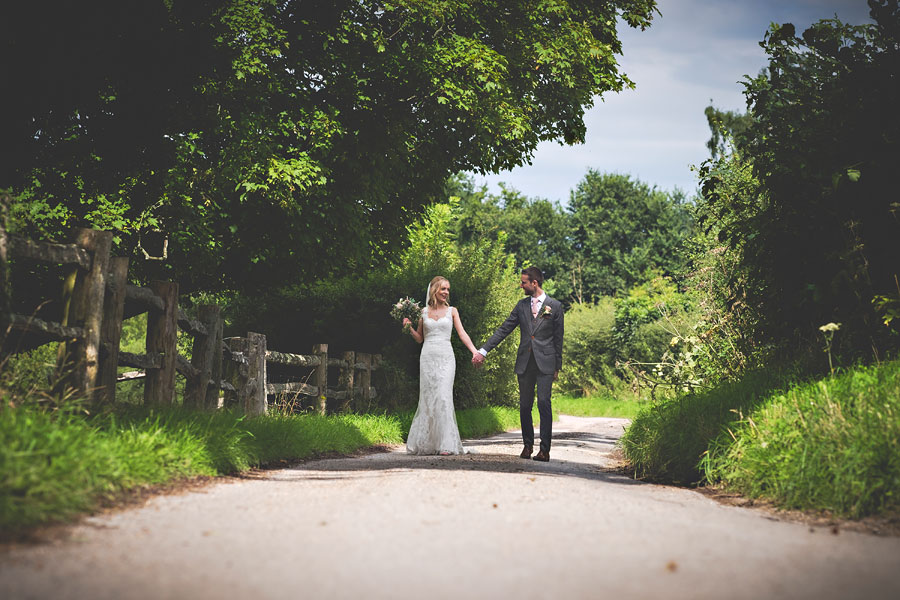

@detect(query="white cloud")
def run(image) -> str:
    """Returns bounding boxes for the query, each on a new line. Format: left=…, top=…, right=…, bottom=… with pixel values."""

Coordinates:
left=470, top=0, right=873, bottom=204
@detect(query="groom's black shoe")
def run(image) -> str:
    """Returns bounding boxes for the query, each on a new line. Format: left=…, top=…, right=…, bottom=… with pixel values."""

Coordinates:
left=519, top=445, right=533, bottom=459
left=533, top=450, right=550, bottom=462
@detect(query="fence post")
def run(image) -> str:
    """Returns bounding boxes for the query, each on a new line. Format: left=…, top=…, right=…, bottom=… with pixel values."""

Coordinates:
left=0, top=194, right=10, bottom=351
left=184, top=304, right=221, bottom=409
left=68, top=228, right=112, bottom=400
left=357, top=352, right=372, bottom=410
left=312, top=343, right=328, bottom=415
left=245, top=331, right=267, bottom=416
left=96, top=256, right=129, bottom=404
left=144, top=281, right=178, bottom=405
left=339, top=350, right=355, bottom=412
left=372, top=354, right=384, bottom=409
left=206, top=311, right=224, bottom=409
left=223, top=337, right=246, bottom=408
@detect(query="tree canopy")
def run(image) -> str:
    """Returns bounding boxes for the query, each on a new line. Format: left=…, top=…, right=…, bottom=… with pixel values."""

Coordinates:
left=2, top=0, right=658, bottom=294
left=568, top=171, right=692, bottom=300
left=697, top=0, right=900, bottom=357
left=449, top=172, right=692, bottom=304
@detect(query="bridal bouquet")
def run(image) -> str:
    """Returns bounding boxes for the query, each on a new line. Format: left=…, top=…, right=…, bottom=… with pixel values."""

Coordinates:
left=391, top=297, right=422, bottom=333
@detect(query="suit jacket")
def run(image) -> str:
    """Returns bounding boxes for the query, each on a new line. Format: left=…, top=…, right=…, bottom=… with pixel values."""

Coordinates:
left=481, top=295, right=564, bottom=375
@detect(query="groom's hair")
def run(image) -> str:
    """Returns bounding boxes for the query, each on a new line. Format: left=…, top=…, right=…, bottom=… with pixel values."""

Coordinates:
left=522, top=266, right=543, bottom=285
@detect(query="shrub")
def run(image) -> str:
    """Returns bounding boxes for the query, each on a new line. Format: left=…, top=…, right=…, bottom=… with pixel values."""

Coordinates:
left=557, top=299, right=617, bottom=395
left=228, top=199, right=521, bottom=410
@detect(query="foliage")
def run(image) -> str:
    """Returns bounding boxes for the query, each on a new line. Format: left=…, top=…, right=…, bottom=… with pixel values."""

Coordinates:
left=556, top=299, right=618, bottom=396
left=703, top=104, right=753, bottom=159
left=610, top=275, right=709, bottom=396
left=700, top=360, right=900, bottom=518
left=698, top=3, right=900, bottom=361
left=448, top=171, right=693, bottom=306
left=230, top=198, right=521, bottom=409
left=0, top=343, right=59, bottom=395
left=612, top=273, right=686, bottom=348
left=449, top=176, right=573, bottom=298
left=620, top=369, right=796, bottom=484
left=568, top=171, right=693, bottom=301
left=642, top=220, right=770, bottom=395
left=2, top=0, right=658, bottom=296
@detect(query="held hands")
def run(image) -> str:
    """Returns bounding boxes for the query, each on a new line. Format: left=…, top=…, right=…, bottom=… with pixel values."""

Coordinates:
left=471, top=352, right=485, bottom=368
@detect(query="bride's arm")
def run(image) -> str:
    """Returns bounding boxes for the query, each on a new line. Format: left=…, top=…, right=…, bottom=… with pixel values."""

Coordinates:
left=405, top=316, right=424, bottom=344
left=451, top=308, right=479, bottom=355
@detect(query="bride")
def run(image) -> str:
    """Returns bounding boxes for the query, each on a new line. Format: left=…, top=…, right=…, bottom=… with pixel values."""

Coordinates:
left=403, top=276, right=481, bottom=455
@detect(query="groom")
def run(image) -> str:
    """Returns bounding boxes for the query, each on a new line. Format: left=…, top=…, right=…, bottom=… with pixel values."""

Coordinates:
left=473, top=267, right=564, bottom=462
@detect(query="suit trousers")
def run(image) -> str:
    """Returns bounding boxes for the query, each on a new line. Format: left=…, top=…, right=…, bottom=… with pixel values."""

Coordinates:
left=518, top=352, right=553, bottom=453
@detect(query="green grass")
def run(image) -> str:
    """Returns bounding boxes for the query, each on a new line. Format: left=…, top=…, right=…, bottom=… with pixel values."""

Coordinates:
left=0, top=404, right=406, bottom=532
left=1, top=398, right=556, bottom=532
left=620, top=369, right=797, bottom=484
left=700, top=361, right=900, bottom=518
left=553, top=393, right=647, bottom=418
left=621, top=360, right=900, bottom=518
left=2, top=376, right=617, bottom=533
left=396, top=403, right=559, bottom=441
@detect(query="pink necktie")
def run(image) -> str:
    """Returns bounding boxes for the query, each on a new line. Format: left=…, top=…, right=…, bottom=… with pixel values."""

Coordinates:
left=532, top=298, right=539, bottom=318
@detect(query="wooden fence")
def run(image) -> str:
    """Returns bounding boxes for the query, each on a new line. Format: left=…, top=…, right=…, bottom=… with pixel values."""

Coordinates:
left=0, top=194, right=378, bottom=415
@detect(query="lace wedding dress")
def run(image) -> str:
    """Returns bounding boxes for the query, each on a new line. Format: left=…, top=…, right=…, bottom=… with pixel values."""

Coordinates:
left=406, top=306, right=466, bottom=455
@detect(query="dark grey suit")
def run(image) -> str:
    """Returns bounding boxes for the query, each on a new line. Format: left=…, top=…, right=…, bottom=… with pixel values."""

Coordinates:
left=481, top=295, right=564, bottom=453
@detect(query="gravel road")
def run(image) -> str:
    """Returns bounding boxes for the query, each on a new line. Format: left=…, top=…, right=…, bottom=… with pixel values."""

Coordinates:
left=2, top=415, right=899, bottom=600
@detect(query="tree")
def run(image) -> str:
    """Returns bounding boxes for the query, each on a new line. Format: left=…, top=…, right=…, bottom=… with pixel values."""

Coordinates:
left=568, top=171, right=693, bottom=301
left=2, top=0, right=659, bottom=295
left=700, top=0, right=900, bottom=359
left=703, top=104, right=753, bottom=159
left=449, top=176, right=572, bottom=297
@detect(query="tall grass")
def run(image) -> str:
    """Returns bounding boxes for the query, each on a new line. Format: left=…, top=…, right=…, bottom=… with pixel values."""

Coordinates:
left=1, top=398, right=560, bottom=532
left=0, top=404, right=405, bottom=531
left=700, top=361, right=900, bottom=518
left=620, top=369, right=794, bottom=484
left=621, top=360, right=900, bottom=517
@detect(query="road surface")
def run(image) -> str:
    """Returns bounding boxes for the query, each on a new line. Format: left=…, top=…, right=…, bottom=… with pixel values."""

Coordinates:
left=2, top=415, right=899, bottom=599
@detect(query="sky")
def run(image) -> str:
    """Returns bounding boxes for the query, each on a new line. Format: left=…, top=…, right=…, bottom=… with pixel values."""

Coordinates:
left=469, top=0, right=874, bottom=204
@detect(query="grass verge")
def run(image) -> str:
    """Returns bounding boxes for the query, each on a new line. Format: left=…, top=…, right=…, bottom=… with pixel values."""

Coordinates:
left=700, top=361, right=900, bottom=518
left=396, top=403, right=559, bottom=440
left=553, top=394, right=646, bottom=419
left=621, top=360, right=900, bottom=518
left=0, top=405, right=406, bottom=532
left=0, top=400, right=552, bottom=532
left=620, top=369, right=792, bottom=484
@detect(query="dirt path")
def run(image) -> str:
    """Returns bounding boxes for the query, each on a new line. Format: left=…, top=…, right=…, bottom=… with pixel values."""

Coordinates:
left=2, top=416, right=899, bottom=599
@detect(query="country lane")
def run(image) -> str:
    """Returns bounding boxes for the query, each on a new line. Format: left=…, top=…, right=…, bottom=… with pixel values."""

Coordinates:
left=2, top=415, right=899, bottom=600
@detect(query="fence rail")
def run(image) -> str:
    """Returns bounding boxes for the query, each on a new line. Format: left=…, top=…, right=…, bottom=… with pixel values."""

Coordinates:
left=0, top=194, right=378, bottom=415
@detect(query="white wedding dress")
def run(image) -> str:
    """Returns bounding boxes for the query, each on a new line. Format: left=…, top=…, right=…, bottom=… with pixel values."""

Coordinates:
left=406, top=306, right=466, bottom=455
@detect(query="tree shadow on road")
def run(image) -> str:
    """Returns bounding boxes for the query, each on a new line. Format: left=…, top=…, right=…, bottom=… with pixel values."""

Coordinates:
left=269, top=429, right=643, bottom=487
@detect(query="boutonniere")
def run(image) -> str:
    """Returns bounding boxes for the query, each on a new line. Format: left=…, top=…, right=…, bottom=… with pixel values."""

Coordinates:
left=541, top=305, right=552, bottom=318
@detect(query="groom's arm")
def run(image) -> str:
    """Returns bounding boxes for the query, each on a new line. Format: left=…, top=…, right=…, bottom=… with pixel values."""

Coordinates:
left=479, top=304, right=520, bottom=354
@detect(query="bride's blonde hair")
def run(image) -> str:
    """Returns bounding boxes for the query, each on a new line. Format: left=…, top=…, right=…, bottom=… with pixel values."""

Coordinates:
left=427, top=276, right=450, bottom=308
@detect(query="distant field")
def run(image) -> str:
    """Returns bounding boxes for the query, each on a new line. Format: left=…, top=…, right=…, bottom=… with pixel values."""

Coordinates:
left=553, top=394, right=646, bottom=419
